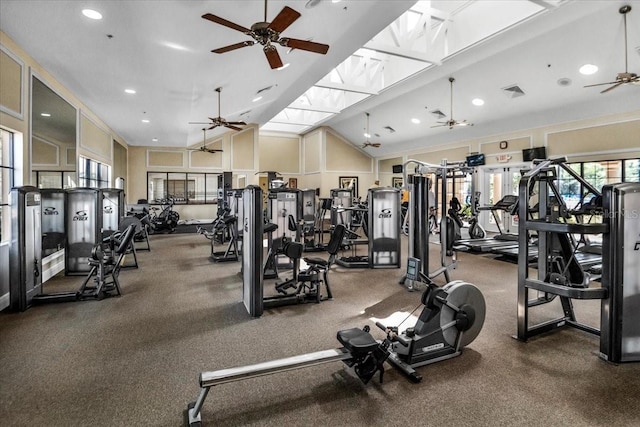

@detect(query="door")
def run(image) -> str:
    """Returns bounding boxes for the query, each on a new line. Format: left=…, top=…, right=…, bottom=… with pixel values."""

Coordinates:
left=480, top=166, right=522, bottom=235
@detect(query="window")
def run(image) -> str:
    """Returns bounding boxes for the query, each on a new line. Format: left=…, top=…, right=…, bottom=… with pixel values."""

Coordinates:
left=583, top=160, right=622, bottom=193
left=624, top=159, right=640, bottom=182
left=32, top=170, right=76, bottom=189
left=1, top=129, right=15, bottom=243
left=557, top=163, right=582, bottom=210
left=78, top=156, right=110, bottom=188
left=147, top=172, right=221, bottom=204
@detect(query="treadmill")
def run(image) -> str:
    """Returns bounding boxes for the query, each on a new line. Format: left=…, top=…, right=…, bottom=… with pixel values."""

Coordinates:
left=456, top=194, right=520, bottom=252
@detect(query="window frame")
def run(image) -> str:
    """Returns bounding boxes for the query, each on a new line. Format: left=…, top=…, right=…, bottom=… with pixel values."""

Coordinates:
left=146, top=171, right=221, bottom=204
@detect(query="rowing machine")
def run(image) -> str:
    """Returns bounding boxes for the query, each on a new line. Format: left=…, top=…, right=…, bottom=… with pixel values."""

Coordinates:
left=381, top=257, right=486, bottom=382
left=185, top=325, right=395, bottom=426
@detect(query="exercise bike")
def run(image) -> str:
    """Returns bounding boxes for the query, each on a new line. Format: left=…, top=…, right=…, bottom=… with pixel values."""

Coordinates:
left=149, top=197, right=180, bottom=234
left=185, top=256, right=486, bottom=425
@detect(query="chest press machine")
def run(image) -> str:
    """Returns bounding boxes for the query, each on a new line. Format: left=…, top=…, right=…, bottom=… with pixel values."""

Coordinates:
left=185, top=248, right=486, bottom=425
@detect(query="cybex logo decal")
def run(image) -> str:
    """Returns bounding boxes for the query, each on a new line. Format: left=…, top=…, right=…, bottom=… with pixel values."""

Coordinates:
left=306, top=201, right=312, bottom=207
left=378, top=208, right=392, bottom=219
left=43, top=207, right=59, bottom=215
left=244, top=218, right=249, bottom=233
left=104, top=206, right=113, bottom=214
left=635, top=242, right=640, bottom=251
left=73, top=210, right=88, bottom=221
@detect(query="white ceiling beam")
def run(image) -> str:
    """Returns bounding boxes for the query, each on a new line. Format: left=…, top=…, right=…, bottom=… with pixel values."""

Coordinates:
left=268, top=120, right=316, bottom=127
left=313, top=82, right=379, bottom=96
left=363, top=40, right=442, bottom=65
left=286, top=104, right=341, bottom=114
left=527, top=0, right=560, bottom=9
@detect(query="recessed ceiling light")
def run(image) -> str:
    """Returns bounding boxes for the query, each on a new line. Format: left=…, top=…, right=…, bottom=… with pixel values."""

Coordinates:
left=472, top=98, right=485, bottom=106
left=332, top=0, right=342, bottom=3
left=164, top=42, right=189, bottom=51
left=277, top=63, right=290, bottom=70
left=364, top=133, right=371, bottom=138
left=411, top=118, right=420, bottom=124
left=252, top=96, right=263, bottom=102
left=40, top=113, right=51, bottom=117
left=557, top=77, right=572, bottom=87
left=124, top=89, right=136, bottom=94
left=579, top=64, right=598, bottom=75
left=141, top=119, right=150, bottom=123
left=82, top=9, right=102, bottom=20
left=152, top=138, right=158, bottom=142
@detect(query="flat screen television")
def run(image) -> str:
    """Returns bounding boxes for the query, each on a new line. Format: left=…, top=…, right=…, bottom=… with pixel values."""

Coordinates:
left=392, top=164, right=403, bottom=173
left=522, top=146, right=547, bottom=161
left=466, top=153, right=485, bottom=167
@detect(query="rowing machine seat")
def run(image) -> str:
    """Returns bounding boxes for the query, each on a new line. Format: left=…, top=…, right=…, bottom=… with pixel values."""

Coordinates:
left=337, top=328, right=378, bottom=355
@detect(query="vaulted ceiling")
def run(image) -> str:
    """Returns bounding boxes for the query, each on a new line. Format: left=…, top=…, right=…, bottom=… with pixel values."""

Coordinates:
left=1, top=0, right=639, bottom=157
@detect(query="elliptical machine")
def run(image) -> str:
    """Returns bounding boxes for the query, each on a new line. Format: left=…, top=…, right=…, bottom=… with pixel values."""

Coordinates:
left=149, top=197, right=179, bottom=234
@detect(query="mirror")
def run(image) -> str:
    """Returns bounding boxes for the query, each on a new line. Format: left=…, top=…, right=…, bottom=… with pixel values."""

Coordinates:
left=31, top=75, right=77, bottom=188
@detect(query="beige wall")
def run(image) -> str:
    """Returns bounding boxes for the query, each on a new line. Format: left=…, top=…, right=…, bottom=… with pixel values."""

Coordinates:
left=1, top=31, right=129, bottom=188
left=259, top=134, right=300, bottom=174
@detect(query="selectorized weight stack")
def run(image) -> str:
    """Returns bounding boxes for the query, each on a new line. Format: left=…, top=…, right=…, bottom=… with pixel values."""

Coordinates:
left=66, top=188, right=102, bottom=275
left=600, top=183, right=640, bottom=362
left=9, top=186, right=42, bottom=311
left=101, top=188, right=124, bottom=238
left=242, top=185, right=263, bottom=317
left=368, top=187, right=401, bottom=268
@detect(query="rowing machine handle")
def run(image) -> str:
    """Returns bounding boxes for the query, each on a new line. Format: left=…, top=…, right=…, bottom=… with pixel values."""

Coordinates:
left=375, top=322, right=409, bottom=347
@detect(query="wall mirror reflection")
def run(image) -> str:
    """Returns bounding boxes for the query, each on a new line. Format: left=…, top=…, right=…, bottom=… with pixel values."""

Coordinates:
left=30, top=75, right=77, bottom=188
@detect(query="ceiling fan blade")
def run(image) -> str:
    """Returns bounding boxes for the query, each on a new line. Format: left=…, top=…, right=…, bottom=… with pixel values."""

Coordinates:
left=207, top=125, right=220, bottom=130
left=202, top=13, right=251, bottom=33
left=264, top=46, right=283, bottom=69
left=205, top=149, right=223, bottom=153
left=268, top=6, right=301, bottom=33
left=280, top=38, right=329, bottom=54
left=189, top=122, right=211, bottom=125
left=226, top=121, right=247, bottom=126
left=430, top=124, right=447, bottom=128
left=225, top=124, right=243, bottom=131
left=212, top=41, right=255, bottom=54
left=600, top=82, right=623, bottom=94
left=584, top=81, right=620, bottom=88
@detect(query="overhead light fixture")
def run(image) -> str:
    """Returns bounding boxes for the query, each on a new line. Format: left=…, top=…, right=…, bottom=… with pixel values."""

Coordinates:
left=579, top=64, right=598, bottom=75
left=141, top=119, right=150, bottom=123
left=472, top=98, right=485, bottom=106
left=277, top=63, right=290, bottom=70
left=411, top=118, right=420, bottom=124
left=363, top=132, right=371, bottom=138
left=164, top=42, right=189, bottom=51
left=82, top=9, right=103, bottom=20
left=40, top=113, right=51, bottom=117
left=124, top=89, right=136, bottom=94
left=252, top=96, right=263, bottom=102
left=152, top=138, right=158, bottom=142
left=332, top=0, right=342, bottom=3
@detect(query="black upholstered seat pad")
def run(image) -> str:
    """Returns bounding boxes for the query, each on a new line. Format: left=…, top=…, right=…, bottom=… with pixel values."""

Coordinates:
left=337, top=328, right=378, bottom=354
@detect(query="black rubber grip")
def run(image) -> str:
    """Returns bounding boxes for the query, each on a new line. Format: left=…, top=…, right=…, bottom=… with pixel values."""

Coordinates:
left=375, top=322, right=386, bottom=331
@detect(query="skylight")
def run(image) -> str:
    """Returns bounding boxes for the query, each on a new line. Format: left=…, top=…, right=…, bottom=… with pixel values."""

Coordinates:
left=263, top=0, right=559, bottom=134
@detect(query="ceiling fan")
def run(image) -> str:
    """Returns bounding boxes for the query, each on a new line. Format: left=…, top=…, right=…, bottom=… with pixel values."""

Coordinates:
left=189, top=87, right=246, bottom=131
left=190, top=128, right=223, bottom=154
left=361, top=112, right=381, bottom=148
left=202, top=0, right=330, bottom=69
left=431, top=77, right=473, bottom=129
left=585, top=5, right=639, bottom=93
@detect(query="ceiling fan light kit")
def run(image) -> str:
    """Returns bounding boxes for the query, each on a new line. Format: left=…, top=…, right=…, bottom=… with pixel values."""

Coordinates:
left=188, top=87, right=246, bottom=132
left=203, top=0, right=330, bottom=69
left=361, top=112, right=381, bottom=148
left=584, top=5, right=639, bottom=93
left=431, top=77, right=473, bottom=130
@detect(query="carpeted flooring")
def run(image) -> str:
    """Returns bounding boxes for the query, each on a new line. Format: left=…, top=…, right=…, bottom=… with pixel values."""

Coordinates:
left=1, top=232, right=639, bottom=426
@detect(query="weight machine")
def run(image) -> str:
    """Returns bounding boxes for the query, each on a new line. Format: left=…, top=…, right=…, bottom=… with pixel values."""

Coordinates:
left=400, top=159, right=463, bottom=289
left=515, top=157, right=640, bottom=363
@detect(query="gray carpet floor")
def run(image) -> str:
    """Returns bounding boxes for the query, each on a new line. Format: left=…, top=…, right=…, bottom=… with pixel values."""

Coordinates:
left=1, top=233, right=639, bottom=426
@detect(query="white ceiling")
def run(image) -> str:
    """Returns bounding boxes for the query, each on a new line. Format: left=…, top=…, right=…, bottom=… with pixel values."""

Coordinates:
left=1, top=0, right=640, bottom=157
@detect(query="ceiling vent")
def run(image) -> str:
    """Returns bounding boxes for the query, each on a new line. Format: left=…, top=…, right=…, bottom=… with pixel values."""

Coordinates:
left=383, top=125, right=396, bottom=133
left=430, top=109, right=447, bottom=119
left=240, top=110, right=251, bottom=116
left=257, top=85, right=275, bottom=94
left=502, top=84, right=526, bottom=98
